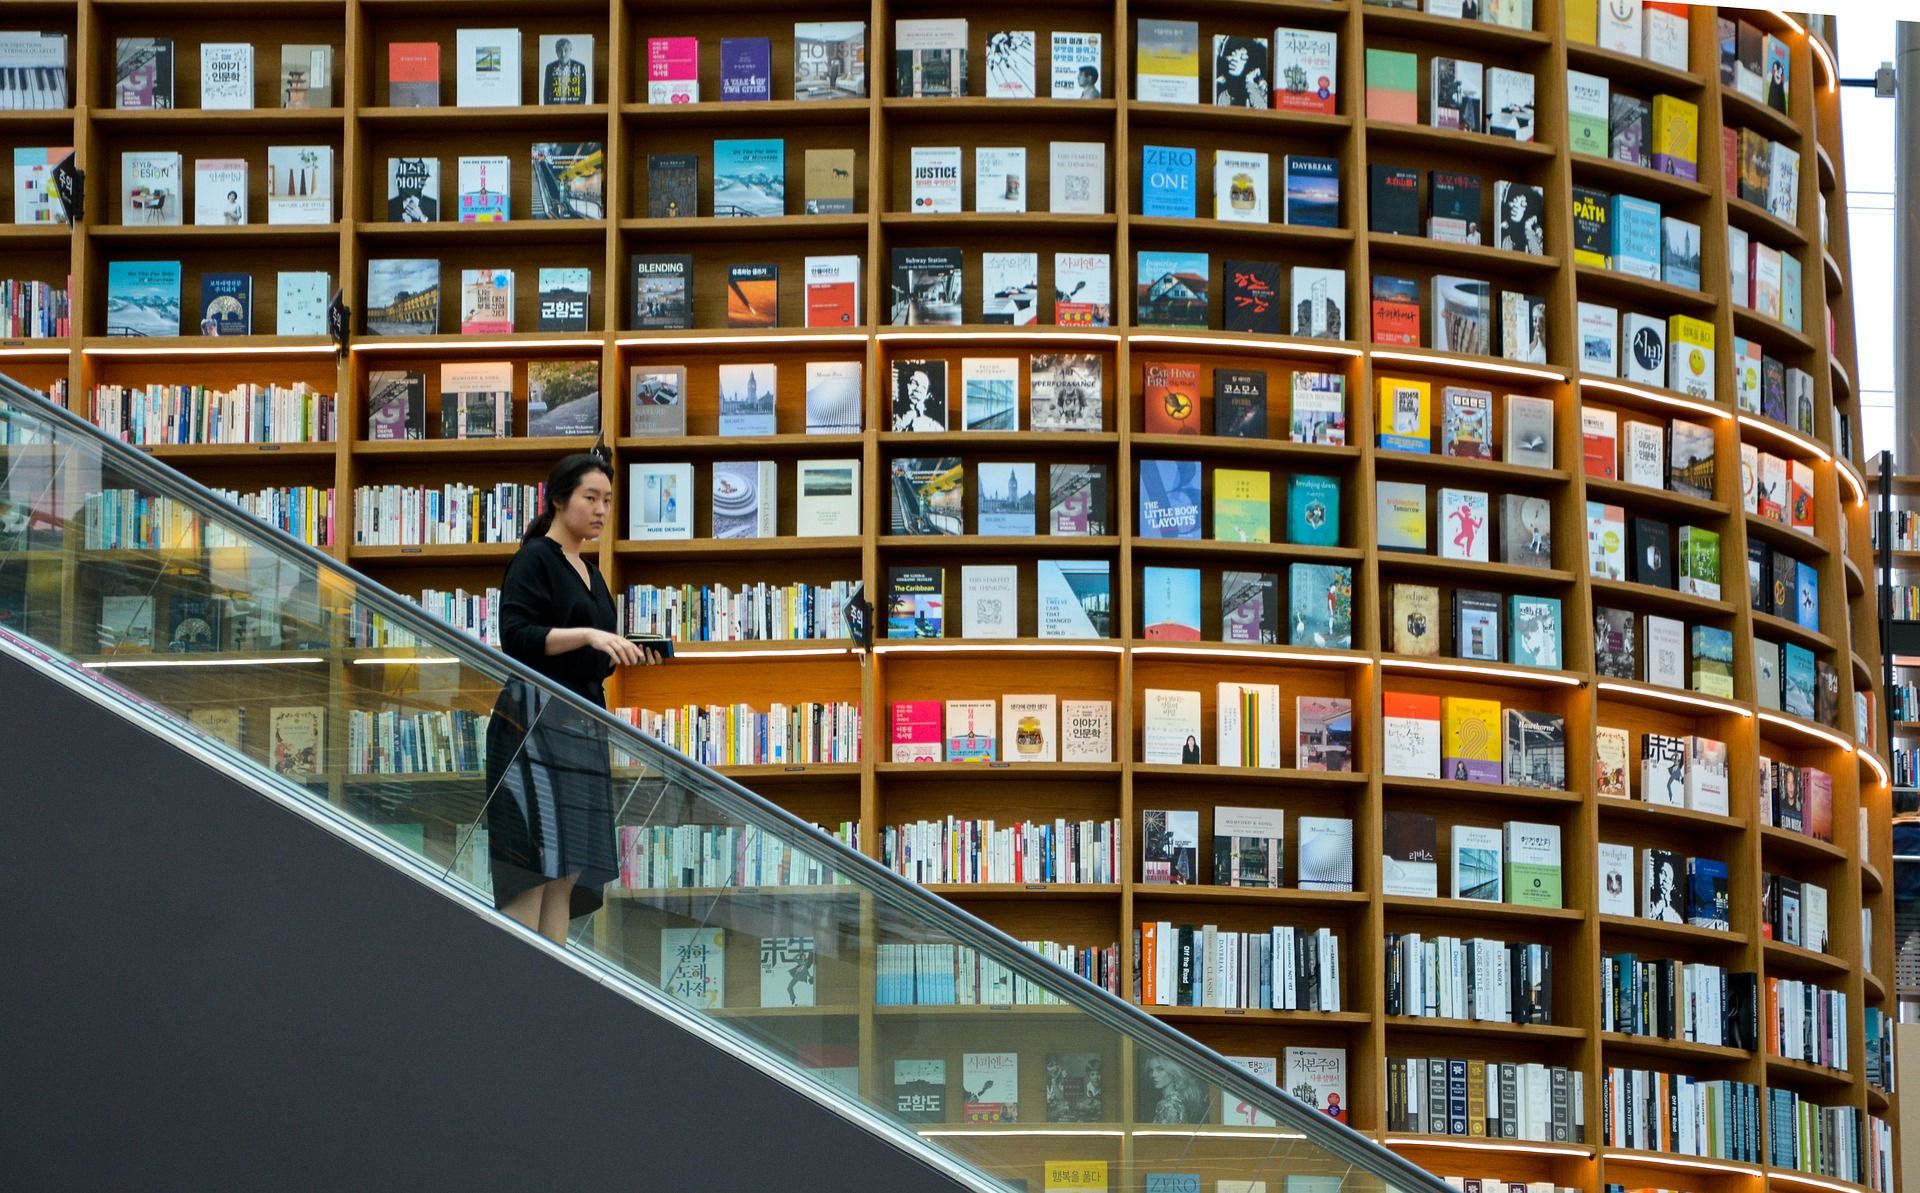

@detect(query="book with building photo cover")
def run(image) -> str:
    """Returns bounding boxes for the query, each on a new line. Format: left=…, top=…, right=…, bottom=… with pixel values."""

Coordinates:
left=116, top=38, right=174, bottom=109
left=1049, top=463, right=1107, bottom=536
left=1221, top=570, right=1278, bottom=644
left=1030, top=353, right=1103, bottom=432
left=527, top=360, right=599, bottom=437
left=1297, top=696, right=1352, bottom=772
left=982, top=253, right=1038, bottom=326
left=1290, top=372, right=1346, bottom=446
left=1431, top=57, right=1483, bottom=131
left=438, top=362, right=513, bottom=439
left=891, top=458, right=963, bottom=536
left=890, top=248, right=963, bottom=326
left=895, top=18, right=967, bottom=97
left=1038, top=560, right=1110, bottom=638
left=279, top=43, right=331, bottom=109
left=1505, top=709, right=1566, bottom=789
left=795, top=21, right=866, bottom=100
left=631, top=255, right=692, bottom=330
left=1291, top=267, right=1345, bottom=339
left=977, top=463, right=1036, bottom=536
left=367, top=370, right=427, bottom=440
left=1454, top=589, right=1501, bottom=662
left=1136, top=251, right=1208, bottom=329
left=530, top=143, right=604, bottom=220
left=1054, top=253, right=1111, bottom=327
left=1296, top=818, right=1354, bottom=893
left=1452, top=826, right=1502, bottom=902
left=960, top=358, right=1018, bottom=432
left=1142, top=808, right=1200, bottom=879
left=717, top=363, right=777, bottom=436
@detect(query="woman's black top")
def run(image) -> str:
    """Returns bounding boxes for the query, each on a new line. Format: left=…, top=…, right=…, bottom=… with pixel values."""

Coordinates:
left=499, top=534, right=616, bottom=706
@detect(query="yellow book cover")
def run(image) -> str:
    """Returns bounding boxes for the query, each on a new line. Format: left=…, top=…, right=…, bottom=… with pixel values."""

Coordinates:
left=1442, top=695, right=1502, bottom=783
left=1668, top=313, right=1716, bottom=398
left=1376, top=376, right=1432, bottom=453
left=1377, top=482, right=1429, bottom=552
left=1566, top=0, right=1599, bottom=44
left=1045, top=1160, right=1109, bottom=1192
left=1213, top=468, right=1272, bottom=543
left=1650, top=95, right=1699, bottom=176
left=1467, top=1057, right=1488, bottom=1136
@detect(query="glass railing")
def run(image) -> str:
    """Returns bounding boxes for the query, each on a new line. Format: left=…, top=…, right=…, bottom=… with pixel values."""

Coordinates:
left=0, top=373, right=1447, bottom=1193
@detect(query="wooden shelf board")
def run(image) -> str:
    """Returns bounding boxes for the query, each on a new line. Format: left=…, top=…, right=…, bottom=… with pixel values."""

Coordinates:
left=1745, top=514, right=1827, bottom=556
left=1132, top=214, right=1354, bottom=249
left=880, top=96, right=1117, bottom=125
left=82, top=335, right=334, bottom=356
left=1138, top=884, right=1370, bottom=908
left=1725, top=194, right=1809, bottom=249
left=620, top=98, right=872, bottom=128
left=357, top=103, right=611, bottom=130
left=1126, top=100, right=1351, bottom=137
left=1732, top=306, right=1818, bottom=356
left=1762, top=939, right=1851, bottom=979
left=1843, top=555, right=1866, bottom=597
left=1755, top=709, right=1851, bottom=751
left=874, top=1002, right=1078, bottom=1016
left=1569, top=151, right=1713, bottom=206
left=1376, top=551, right=1576, bottom=588
left=602, top=883, right=855, bottom=901
left=1824, top=250, right=1845, bottom=298
left=615, top=433, right=866, bottom=455
left=882, top=212, right=1119, bottom=235
left=1364, top=120, right=1558, bottom=164
left=1125, top=641, right=1371, bottom=670
left=1127, top=539, right=1363, bottom=564
left=1598, top=914, right=1748, bottom=949
left=1573, top=263, right=1717, bottom=313
left=359, top=220, right=609, bottom=246
left=1864, top=970, right=1888, bottom=1004
left=613, top=536, right=864, bottom=560
left=1126, top=434, right=1358, bottom=464
left=1144, top=1006, right=1371, bottom=1025
left=1758, top=826, right=1848, bottom=866
left=1367, top=233, right=1559, bottom=278
left=922, top=882, right=1121, bottom=900
left=1132, top=763, right=1366, bottom=788
left=347, top=542, right=519, bottom=566
left=1383, top=895, right=1582, bottom=924
left=1382, top=775, right=1580, bottom=806
left=1603, top=1149, right=1758, bottom=1178
left=140, top=441, right=339, bottom=462
left=1371, top=451, right=1568, bottom=488
left=1383, top=1016, right=1585, bottom=1042
left=1599, top=1031, right=1752, bottom=1064
left=879, top=431, right=1120, bottom=450
left=1596, top=797, right=1745, bottom=834
left=1564, top=42, right=1708, bottom=95
left=876, top=535, right=1121, bottom=555
left=1750, top=611, right=1840, bottom=655
left=873, top=761, right=1121, bottom=782
left=90, top=106, right=348, bottom=129
left=1583, top=477, right=1730, bottom=522
left=1362, top=5, right=1551, bottom=48
left=1861, top=860, right=1885, bottom=893
left=1764, top=1054, right=1855, bottom=1088
left=1589, top=577, right=1736, bottom=620
left=1722, top=88, right=1803, bottom=147
left=354, top=436, right=594, bottom=460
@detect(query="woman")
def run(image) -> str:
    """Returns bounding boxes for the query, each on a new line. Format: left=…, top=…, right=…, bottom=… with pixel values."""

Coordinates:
left=486, top=450, right=657, bottom=944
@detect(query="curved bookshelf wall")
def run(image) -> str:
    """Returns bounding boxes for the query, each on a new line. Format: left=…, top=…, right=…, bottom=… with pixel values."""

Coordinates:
left=0, top=3, right=1893, bottom=1191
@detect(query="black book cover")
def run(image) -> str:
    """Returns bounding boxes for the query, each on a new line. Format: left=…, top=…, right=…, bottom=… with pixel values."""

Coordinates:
left=1213, top=366, right=1268, bottom=436
left=647, top=153, right=699, bottom=219
left=1427, top=170, right=1482, bottom=243
left=1761, top=356, right=1786, bottom=422
left=1368, top=165, right=1421, bottom=236
left=1747, top=541, right=1768, bottom=611
left=890, top=247, right=965, bottom=326
left=1630, top=518, right=1671, bottom=588
left=630, top=254, right=693, bottom=329
left=1723, top=971, right=1758, bottom=1051
left=1572, top=185, right=1611, bottom=263
left=1770, top=548, right=1795, bottom=618
left=1452, top=588, right=1502, bottom=661
left=1222, top=259, right=1282, bottom=334
left=537, top=273, right=590, bottom=332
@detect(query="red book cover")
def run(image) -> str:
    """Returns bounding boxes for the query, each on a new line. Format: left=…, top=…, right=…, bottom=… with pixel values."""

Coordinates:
left=890, top=700, right=943, bottom=763
left=1721, top=126, right=1738, bottom=196
left=1142, top=361, right=1202, bottom=435
left=387, top=42, right=440, bottom=105
left=805, top=279, right=857, bottom=328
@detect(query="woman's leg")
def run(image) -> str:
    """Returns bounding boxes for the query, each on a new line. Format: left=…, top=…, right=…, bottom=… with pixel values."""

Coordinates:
left=537, top=874, right=580, bottom=945
left=501, top=882, right=545, bottom=933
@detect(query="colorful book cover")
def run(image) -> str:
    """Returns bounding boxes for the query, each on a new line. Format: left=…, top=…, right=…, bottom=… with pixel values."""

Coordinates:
left=1213, top=468, right=1271, bottom=543
left=1141, top=566, right=1202, bottom=641
left=1138, top=459, right=1201, bottom=539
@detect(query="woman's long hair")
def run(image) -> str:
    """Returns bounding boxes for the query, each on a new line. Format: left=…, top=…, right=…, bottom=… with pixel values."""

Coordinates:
left=523, top=449, right=613, bottom=543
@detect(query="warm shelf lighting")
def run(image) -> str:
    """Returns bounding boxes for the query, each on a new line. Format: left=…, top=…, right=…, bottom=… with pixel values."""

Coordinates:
left=675, top=645, right=857, bottom=660
left=1385, top=1137, right=1592, bottom=1158
left=1808, top=33, right=1839, bottom=94
left=1769, top=1170, right=1869, bottom=1193
left=1595, top=680, right=1753, bottom=718
left=1129, top=332, right=1362, bottom=359
left=1381, top=656, right=1584, bottom=687
left=350, top=656, right=461, bottom=666
left=1370, top=349, right=1564, bottom=383
left=872, top=641, right=1123, bottom=655
left=82, top=655, right=327, bottom=669
left=916, top=1128, right=1127, bottom=1139
left=1602, top=1151, right=1759, bottom=1178
left=616, top=332, right=869, bottom=348
left=1836, top=459, right=1867, bottom=506
left=876, top=330, right=1122, bottom=344
left=1131, top=1129, right=1307, bottom=1141
left=1757, top=710, right=1857, bottom=753
left=1737, top=415, right=1832, bottom=463
left=1131, top=644, right=1369, bottom=666
left=1861, top=748, right=1891, bottom=788
left=1769, top=10, right=1806, bottom=37
left=351, top=337, right=601, bottom=354
left=83, top=343, right=338, bottom=358
left=1578, top=377, right=1732, bottom=421
left=0, top=345, right=70, bottom=359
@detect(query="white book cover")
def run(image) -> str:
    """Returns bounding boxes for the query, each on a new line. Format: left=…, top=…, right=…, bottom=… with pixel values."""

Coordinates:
left=1282, top=1048, right=1346, bottom=1122
left=1740, top=443, right=1759, bottom=513
left=1503, top=821, right=1561, bottom=907
left=1599, top=0, right=1643, bottom=55
left=1644, top=614, right=1685, bottom=688
left=945, top=698, right=997, bottom=761
left=961, top=357, right=1021, bottom=431
left=122, top=151, right=182, bottom=226
left=803, top=255, right=861, bottom=330
left=1383, top=701, right=1440, bottom=779
left=1295, top=819, right=1353, bottom=892
left=660, top=926, right=725, bottom=1008
left=1289, top=267, right=1345, bottom=339
left=456, top=28, right=522, bottom=108
left=759, top=935, right=817, bottom=1007
left=795, top=459, right=860, bottom=536
left=910, top=145, right=962, bottom=213
left=1621, top=313, right=1665, bottom=387
left=1728, top=225, right=1751, bottom=308
left=1142, top=688, right=1201, bottom=764
left=961, top=564, right=1019, bottom=637
left=1049, top=32, right=1104, bottom=100
left=1000, top=694, right=1057, bottom=763
left=1643, top=4, right=1689, bottom=69
left=12, top=148, right=69, bottom=225
left=1733, top=339, right=1761, bottom=412
left=265, top=145, right=332, bottom=225
left=1135, top=19, right=1199, bottom=104
left=275, top=271, right=329, bottom=335
left=981, top=253, right=1038, bottom=327
left=712, top=460, right=778, bottom=539
left=1061, top=699, right=1113, bottom=763
left=1216, top=681, right=1281, bottom=769
left=1587, top=501, right=1624, bottom=579
left=1577, top=302, right=1618, bottom=376
left=1596, top=842, right=1635, bottom=916
left=1048, top=141, right=1105, bottom=214
left=1623, top=421, right=1664, bottom=489
left=984, top=30, right=1036, bottom=98
left=1224, top=1055, right=1280, bottom=1127
left=1805, top=883, right=1828, bottom=953
left=200, top=43, right=254, bottom=109
left=1452, top=824, right=1504, bottom=902
left=803, top=361, right=862, bottom=433
left=538, top=34, right=594, bottom=105
left=628, top=463, right=695, bottom=540
left=974, top=146, right=1027, bottom=213
left=1486, top=67, right=1534, bottom=142
left=1212, top=149, right=1269, bottom=223
left=1685, top=735, right=1729, bottom=816
left=192, top=158, right=247, bottom=226
left=1437, top=488, right=1489, bottom=563
left=1036, top=559, right=1107, bottom=639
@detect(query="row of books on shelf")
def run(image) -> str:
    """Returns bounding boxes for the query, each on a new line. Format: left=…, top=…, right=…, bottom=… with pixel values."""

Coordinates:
left=1591, top=609, right=1735, bottom=699
left=0, top=276, right=68, bottom=338
left=882, top=816, right=1120, bottom=886
left=1863, top=1008, right=1896, bottom=1094
left=884, top=559, right=1111, bottom=643
left=1767, top=1096, right=1885, bottom=1189
left=1368, top=273, right=1545, bottom=363
left=611, top=701, right=862, bottom=767
left=1141, top=148, right=1340, bottom=228
left=1755, top=637, right=1842, bottom=724
left=343, top=707, right=489, bottom=776
left=874, top=940, right=1120, bottom=1009
left=1572, top=187, right=1703, bottom=289
left=1596, top=846, right=1728, bottom=929
left=620, top=580, right=857, bottom=644
left=1567, top=71, right=1699, bottom=175
left=1728, top=125, right=1803, bottom=225
left=1370, top=172, right=1544, bottom=257
left=1599, top=728, right=1736, bottom=812
left=1894, top=751, right=1920, bottom=788
left=1375, top=380, right=1553, bottom=468
left=1137, top=922, right=1342, bottom=1013
left=1728, top=226, right=1806, bottom=332
left=1363, top=51, right=1536, bottom=143
left=212, top=485, right=336, bottom=548
left=1602, top=956, right=1755, bottom=1048
left=112, top=39, right=338, bottom=111
left=81, top=486, right=331, bottom=552
left=1888, top=594, right=1920, bottom=627
left=653, top=927, right=827, bottom=1012
left=1576, top=308, right=1717, bottom=399
left=90, top=383, right=337, bottom=447
left=119, top=147, right=333, bottom=228
left=1382, top=935, right=1553, bottom=1025
left=1382, top=696, right=1567, bottom=789
left=1386, top=1057, right=1584, bottom=1144
left=97, top=265, right=330, bottom=339
left=352, top=588, right=501, bottom=649
left=1873, top=512, right=1920, bottom=553
left=1601, top=1068, right=1757, bottom=1162
left=1131, top=22, right=1341, bottom=110
left=612, top=821, right=858, bottom=891
left=1144, top=808, right=1353, bottom=890
left=352, top=483, right=545, bottom=547
left=1766, top=978, right=1847, bottom=1070
left=1762, top=874, right=1832, bottom=955
left=1758, top=757, right=1837, bottom=841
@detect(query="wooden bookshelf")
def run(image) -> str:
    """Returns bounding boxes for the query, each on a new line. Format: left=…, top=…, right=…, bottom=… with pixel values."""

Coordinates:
left=0, top=3, right=1892, bottom=1191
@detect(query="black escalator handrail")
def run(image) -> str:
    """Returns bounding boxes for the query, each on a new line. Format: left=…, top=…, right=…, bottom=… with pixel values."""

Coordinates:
left=0, top=373, right=1454, bottom=1193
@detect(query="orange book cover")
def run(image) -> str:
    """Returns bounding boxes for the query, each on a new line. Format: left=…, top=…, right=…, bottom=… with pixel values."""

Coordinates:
left=1142, top=920, right=1158, bottom=1005
left=1142, top=361, right=1202, bottom=435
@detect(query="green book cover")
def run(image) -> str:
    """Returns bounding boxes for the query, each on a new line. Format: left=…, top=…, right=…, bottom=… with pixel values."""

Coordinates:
left=1286, top=474, right=1341, bottom=547
left=1508, top=595, right=1562, bottom=669
left=1364, top=49, right=1418, bottom=123
left=1212, top=468, right=1272, bottom=543
left=1502, top=821, right=1562, bottom=908
left=1690, top=624, right=1734, bottom=698
left=1679, top=526, right=1721, bottom=600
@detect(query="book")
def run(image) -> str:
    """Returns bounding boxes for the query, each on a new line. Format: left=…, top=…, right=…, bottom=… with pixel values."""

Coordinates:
left=1376, top=482, right=1427, bottom=552
left=1662, top=217, right=1702, bottom=289
left=1567, top=70, right=1609, bottom=156
left=388, top=42, right=439, bottom=106
left=1212, top=150, right=1268, bottom=223
left=1288, top=564, right=1352, bottom=650
left=1383, top=691, right=1441, bottom=777
left=971, top=145, right=1027, bottom=215
left=1586, top=502, right=1624, bottom=580
left=1686, top=736, right=1730, bottom=816
left=1030, top=353, right=1103, bottom=431
left=1369, top=166, right=1420, bottom=236
left=1050, top=142, right=1105, bottom=214
left=1504, top=821, right=1561, bottom=908
left=712, top=461, right=778, bottom=540
left=1686, top=858, right=1730, bottom=931
left=1431, top=57, right=1484, bottom=132
left=458, top=268, right=513, bottom=334
left=1375, top=377, right=1430, bottom=453
left=1142, top=695, right=1201, bottom=768
left=1438, top=488, right=1489, bottom=563
left=1221, top=571, right=1278, bottom=645
left=647, top=154, right=698, bottom=219
left=367, top=371, right=426, bottom=440
left=725, top=263, right=779, bottom=329
left=628, top=366, right=687, bottom=436
left=891, top=457, right=962, bottom=536
left=760, top=936, right=817, bottom=1009
left=1505, top=709, right=1566, bottom=789
left=1286, top=474, right=1339, bottom=547
left=945, top=699, right=998, bottom=761
left=1631, top=518, right=1672, bottom=588
left=200, top=43, right=253, bottom=109
left=959, top=566, right=1019, bottom=639
left=526, top=359, right=598, bottom=437
left=365, top=258, right=440, bottom=335
left=198, top=273, right=251, bottom=336
left=1136, top=250, right=1208, bottom=328
left=455, top=28, right=521, bottom=107
left=1690, top=625, right=1733, bottom=697
left=1610, top=94, right=1649, bottom=168
left=1142, top=361, right=1202, bottom=435
left=188, top=157, right=247, bottom=228
left=891, top=700, right=943, bottom=762
left=802, top=254, right=861, bottom=329
left=1051, top=32, right=1105, bottom=100
left=895, top=18, right=968, bottom=98
left=1501, top=495, right=1553, bottom=570
left=910, top=146, right=961, bottom=213
left=1597, top=842, right=1634, bottom=915
left=796, top=460, right=860, bottom=536
left=1141, top=144, right=1197, bottom=219
left=1577, top=302, right=1617, bottom=376
left=647, top=36, right=698, bottom=104
left=1136, top=19, right=1200, bottom=104
left=713, top=139, right=785, bottom=218
left=1294, top=821, right=1353, bottom=895
left=1296, top=697, right=1353, bottom=772
left=1430, top=275, right=1490, bottom=355
left=1365, top=48, right=1417, bottom=124
left=977, top=463, right=1036, bottom=536
left=886, top=567, right=945, bottom=638
left=115, top=38, right=174, bottom=109
left=1455, top=589, right=1502, bottom=662
left=1138, top=460, right=1201, bottom=539
left=1383, top=812, right=1439, bottom=897
left=1290, top=372, right=1346, bottom=445
left=1504, top=395, right=1554, bottom=468
left=720, top=37, right=771, bottom=103
left=1214, top=469, right=1271, bottom=543
left=1037, top=560, right=1110, bottom=639
left=1486, top=68, right=1534, bottom=141
left=1274, top=28, right=1337, bottom=115
left=535, top=268, right=590, bottom=333
left=12, top=147, right=69, bottom=226
left=627, top=463, right=694, bottom=539
left=1216, top=806, right=1286, bottom=889
left=1212, top=33, right=1270, bottom=108
left=453, top=154, right=510, bottom=224
left=1594, top=606, right=1636, bottom=678
left=1390, top=583, right=1441, bottom=657
left=280, top=43, right=331, bottom=108
left=1677, top=526, right=1721, bottom=600
left=1290, top=267, right=1345, bottom=338
left=961, top=1050, right=1018, bottom=1122
left=1453, top=825, right=1503, bottom=902
left=529, top=142, right=603, bottom=220
left=893, top=1059, right=945, bottom=1122
left=437, top=362, right=512, bottom=439
left=1509, top=595, right=1561, bottom=669
left=276, top=271, right=328, bottom=335
left=1048, top=463, right=1107, bottom=534
left=890, top=248, right=963, bottom=326
left=1061, top=700, right=1112, bottom=763
left=960, top=358, right=1019, bottom=432
left=799, top=149, right=858, bottom=217
left=1612, top=194, right=1661, bottom=280
left=1643, top=614, right=1685, bottom=688
left=1440, top=387, right=1493, bottom=459
left=1442, top=697, right=1501, bottom=784
left=105, top=260, right=182, bottom=337
left=1581, top=408, right=1618, bottom=480
left=1053, top=254, right=1111, bottom=328
left=1043, top=1054, right=1104, bottom=1123
left=1667, top=418, right=1715, bottom=500
left=1494, top=182, right=1545, bottom=254
left=122, top=151, right=182, bottom=226
left=890, top=359, right=949, bottom=432
left=536, top=34, right=591, bottom=105
left=795, top=22, right=867, bottom=101
left=1667, top=315, right=1715, bottom=400
left=1213, top=367, right=1267, bottom=438
left=1370, top=275, right=1421, bottom=346
left=268, top=706, right=323, bottom=779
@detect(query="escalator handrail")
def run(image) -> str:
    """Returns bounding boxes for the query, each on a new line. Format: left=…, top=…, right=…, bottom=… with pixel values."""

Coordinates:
left=0, top=373, right=1455, bottom=1193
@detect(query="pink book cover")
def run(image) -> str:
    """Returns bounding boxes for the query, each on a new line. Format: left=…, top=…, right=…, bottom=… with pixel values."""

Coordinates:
left=890, top=700, right=943, bottom=763
left=1803, top=768, right=1833, bottom=841
left=648, top=37, right=698, bottom=92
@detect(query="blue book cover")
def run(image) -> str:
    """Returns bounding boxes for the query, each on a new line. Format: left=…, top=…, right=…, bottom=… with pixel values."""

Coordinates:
left=1508, top=594, right=1562, bottom=669
left=1288, top=562, right=1352, bottom=649
left=1141, top=566, right=1202, bottom=640
left=1783, top=642, right=1816, bottom=719
left=719, top=37, right=772, bottom=102
left=1136, top=250, right=1209, bottom=328
left=1690, top=624, right=1733, bottom=696
left=1795, top=560, right=1819, bottom=630
left=1138, top=459, right=1202, bottom=539
left=1662, top=217, right=1702, bottom=290
left=1285, top=473, right=1340, bottom=546
left=712, top=138, right=786, bottom=217
left=1283, top=154, right=1340, bottom=228
left=106, top=259, right=183, bottom=337
left=1611, top=194, right=1662, bottom=279
left=1686, top=857, right=1730, bottom=930
left=976, top=462, right=1037, bottom=535
left=1140, top=145, right=1197, bottom=218
left=1145, top=1176, right=1200, bottom=1193
left=198, top=272, right=252, bottom=336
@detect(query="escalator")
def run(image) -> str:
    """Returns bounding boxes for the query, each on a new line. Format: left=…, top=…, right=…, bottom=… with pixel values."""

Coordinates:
left=0, top=374, right=1448, bottom=1193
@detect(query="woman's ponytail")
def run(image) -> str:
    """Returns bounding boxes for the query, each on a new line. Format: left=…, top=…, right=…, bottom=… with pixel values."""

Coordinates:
left=524, top=450, right=613, bottom=542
